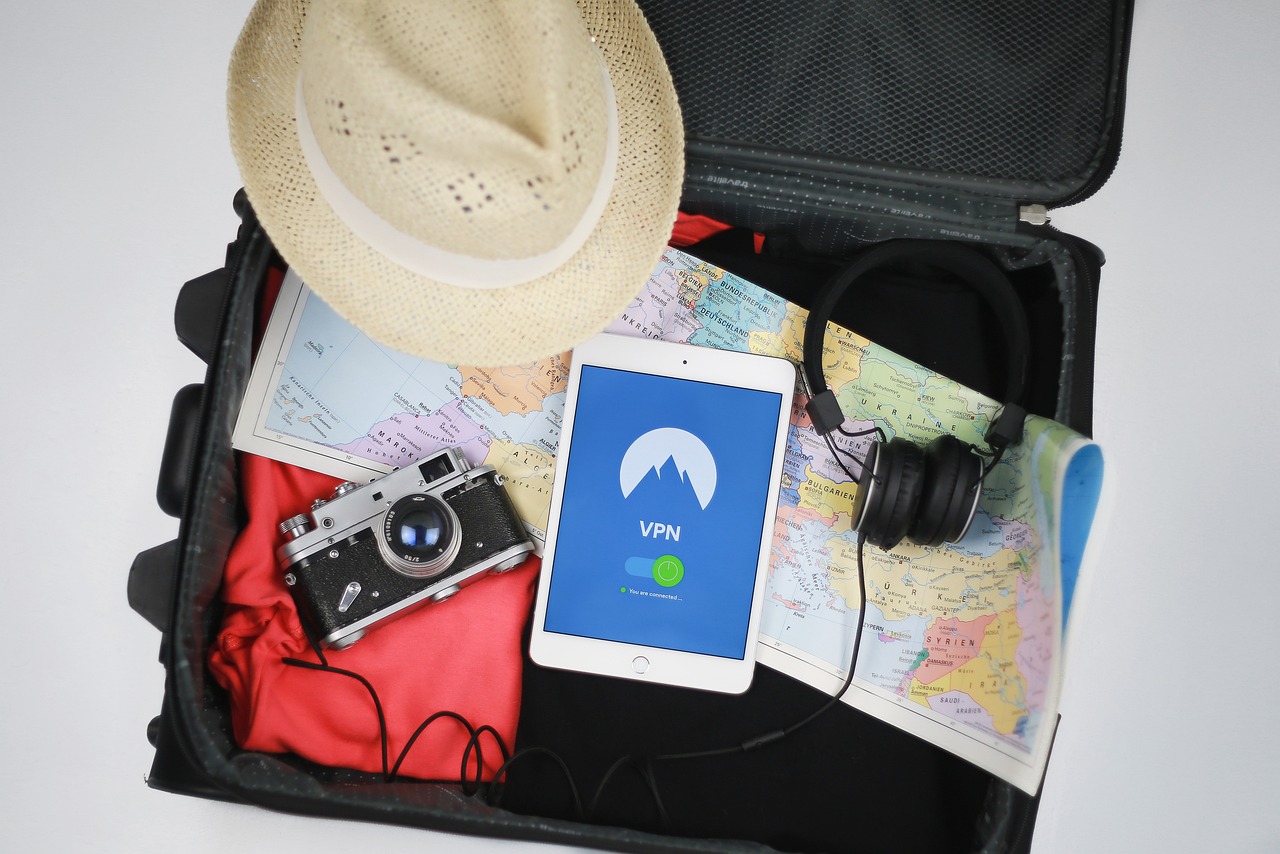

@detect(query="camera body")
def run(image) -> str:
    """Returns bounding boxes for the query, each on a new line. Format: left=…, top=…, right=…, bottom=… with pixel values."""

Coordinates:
left=278, top=447, right=535, bottom=649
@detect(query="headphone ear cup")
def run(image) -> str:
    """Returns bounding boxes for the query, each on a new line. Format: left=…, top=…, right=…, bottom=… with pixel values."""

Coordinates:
left=909, top=435, right=984, bottom=547
left=851, top=438, right=925, bottom=551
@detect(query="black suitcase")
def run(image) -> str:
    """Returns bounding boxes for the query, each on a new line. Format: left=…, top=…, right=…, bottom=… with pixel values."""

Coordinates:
left=129, top=1, right=1131, bottom=851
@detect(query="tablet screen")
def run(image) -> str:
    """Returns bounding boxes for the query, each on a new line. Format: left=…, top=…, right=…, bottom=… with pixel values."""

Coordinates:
left=541, top=364, right=785, bottom=661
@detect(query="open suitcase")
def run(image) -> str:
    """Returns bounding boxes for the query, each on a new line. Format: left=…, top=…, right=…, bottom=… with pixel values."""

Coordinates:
left=129, top=1, right=1132, bottom=851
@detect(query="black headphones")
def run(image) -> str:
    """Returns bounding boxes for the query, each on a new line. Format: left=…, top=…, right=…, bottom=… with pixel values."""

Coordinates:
left=802, top=240, right=1030, bottom=551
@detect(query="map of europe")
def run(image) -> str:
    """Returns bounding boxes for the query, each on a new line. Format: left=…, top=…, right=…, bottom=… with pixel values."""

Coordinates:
left=237, top=252, right=1095, bottom=791
left=613, top=252, right=1082, bottom=790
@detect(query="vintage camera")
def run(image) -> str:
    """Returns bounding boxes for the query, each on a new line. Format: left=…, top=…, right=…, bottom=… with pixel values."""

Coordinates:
left=278, top=447, right=535, bottom=649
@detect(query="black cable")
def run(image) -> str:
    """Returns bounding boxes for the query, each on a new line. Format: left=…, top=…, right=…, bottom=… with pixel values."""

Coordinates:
left=651, top=532, right=869, bottom=766
left=838, top=424, right=887, bottom=444
left=974, top=446, right=1008, bottom=488
left=282, top=656, right=392, bottom=779
left=483, top=531, right=875, bottom=830
left=767, top=531, right=869, bottom=736
left=387, top=709, right=504, bottom=791
left=392, top=711, right=464, bottom=780
left=590, top=755, right=669, bottom=826
left=460, top=724, right=510, bottom=796
left=281, top=644, right=513, bottom=790
left=821, top=423, right=885, bottom=486
left=488, top=746, right=586, bottom=820
left=821, top=429, right=863, bottom=484
left=275, top=420, right=874, bottom=826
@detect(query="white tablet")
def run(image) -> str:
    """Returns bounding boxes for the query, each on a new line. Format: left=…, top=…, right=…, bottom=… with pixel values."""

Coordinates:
left=529, top=333, right=796, bottom=694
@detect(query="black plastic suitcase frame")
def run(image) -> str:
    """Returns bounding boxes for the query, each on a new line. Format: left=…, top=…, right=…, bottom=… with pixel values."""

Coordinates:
left=130, top=1, right=1131, bottom=851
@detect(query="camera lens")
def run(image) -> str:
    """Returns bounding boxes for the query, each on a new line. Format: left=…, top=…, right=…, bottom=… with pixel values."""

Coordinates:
left=381, top=495, right=461, bottom=578
left=397, top=506, right=446, bottom=553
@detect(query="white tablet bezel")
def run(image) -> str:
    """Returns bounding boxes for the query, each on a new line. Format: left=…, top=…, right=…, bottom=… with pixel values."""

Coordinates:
left=528, top=333, right=797, bottom=694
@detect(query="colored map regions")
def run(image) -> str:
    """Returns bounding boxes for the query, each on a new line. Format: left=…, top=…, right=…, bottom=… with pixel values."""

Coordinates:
left=828, top=344, right=999, bottom=448
left=911, top=609, right=1029, bottom=736
left=608, top=254, right=1042, bottom=765
left=608, top=250, right=1066, bottom=764
left=257, top=284, right=565, bottom=540
left=608, top=255, right=791, bottom=353
left=250, top=253, right=796, bottom=547
left=243, top=255, right=1091, bottom=788
left=692, top=261, right=1071, bottom=769
left=459, top=357, right=571, bottom=417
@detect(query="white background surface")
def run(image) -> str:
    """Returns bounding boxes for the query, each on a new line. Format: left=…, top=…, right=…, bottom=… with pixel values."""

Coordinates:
left=3, top=1, right=1278, bottom=852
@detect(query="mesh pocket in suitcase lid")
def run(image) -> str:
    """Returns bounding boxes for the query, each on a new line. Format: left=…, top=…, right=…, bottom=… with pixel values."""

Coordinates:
left=639, top=0, right=1116, bottom=187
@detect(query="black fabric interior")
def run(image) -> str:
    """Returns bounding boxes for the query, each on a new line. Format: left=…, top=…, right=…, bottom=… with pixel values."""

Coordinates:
left=506, top=658, right=998, bottom=854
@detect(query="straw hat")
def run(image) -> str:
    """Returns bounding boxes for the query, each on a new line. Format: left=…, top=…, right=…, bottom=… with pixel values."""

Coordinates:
left=228, top=0, right=683, bottom=366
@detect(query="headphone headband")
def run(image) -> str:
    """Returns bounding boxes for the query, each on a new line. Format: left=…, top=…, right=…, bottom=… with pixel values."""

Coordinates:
left=802, top=240, right=1030, bottom=442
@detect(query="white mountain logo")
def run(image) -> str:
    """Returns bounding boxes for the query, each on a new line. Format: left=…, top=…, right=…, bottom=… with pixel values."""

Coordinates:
left=618, top=428, right=717, bottom=510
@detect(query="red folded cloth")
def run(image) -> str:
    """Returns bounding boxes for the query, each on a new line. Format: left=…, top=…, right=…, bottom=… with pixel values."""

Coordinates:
left=208, top=450, right=540, bottom=781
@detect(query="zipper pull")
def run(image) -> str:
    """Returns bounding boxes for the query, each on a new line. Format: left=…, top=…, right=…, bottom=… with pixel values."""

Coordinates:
left=1019, top=204, right=1051, bottom=226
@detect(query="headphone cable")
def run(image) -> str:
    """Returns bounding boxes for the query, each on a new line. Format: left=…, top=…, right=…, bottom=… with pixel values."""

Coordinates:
left=654, top=532, right=868, bottom=763
left=278, top=494, right=872, bottom=827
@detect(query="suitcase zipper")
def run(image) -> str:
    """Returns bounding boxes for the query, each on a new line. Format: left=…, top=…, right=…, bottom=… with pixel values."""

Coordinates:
left=1017, top=204, right=1051, bottom=227
left=1016, top=209, right=1100, bottom=436
left=1042, top=0, right=1135, bottom=211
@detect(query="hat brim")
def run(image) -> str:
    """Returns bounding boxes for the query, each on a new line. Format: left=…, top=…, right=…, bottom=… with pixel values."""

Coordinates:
left=228, top=0, right=683, bottom=367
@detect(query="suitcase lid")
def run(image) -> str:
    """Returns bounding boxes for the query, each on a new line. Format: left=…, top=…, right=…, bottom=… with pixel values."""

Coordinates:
left=637, top=0, right=1132, bottom=229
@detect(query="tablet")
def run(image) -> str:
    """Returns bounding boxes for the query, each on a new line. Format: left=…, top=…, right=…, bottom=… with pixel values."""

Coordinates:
left=528, top=333, right=796, bottom=694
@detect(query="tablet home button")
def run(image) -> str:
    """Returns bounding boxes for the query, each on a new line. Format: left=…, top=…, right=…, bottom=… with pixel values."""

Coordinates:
left=632, top=656, right=650, bottom=674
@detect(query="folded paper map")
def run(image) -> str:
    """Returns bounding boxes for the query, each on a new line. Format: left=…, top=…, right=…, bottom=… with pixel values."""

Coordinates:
left=233, top=249, right=1103, bottom=793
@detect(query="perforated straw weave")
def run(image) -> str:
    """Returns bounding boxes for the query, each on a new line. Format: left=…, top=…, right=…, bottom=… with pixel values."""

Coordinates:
left=228, top=0, right=683, bottom=367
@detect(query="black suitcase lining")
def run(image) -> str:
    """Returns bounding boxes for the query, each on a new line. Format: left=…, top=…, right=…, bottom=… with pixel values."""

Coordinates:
left=153, top=213, right=1082, bottom=853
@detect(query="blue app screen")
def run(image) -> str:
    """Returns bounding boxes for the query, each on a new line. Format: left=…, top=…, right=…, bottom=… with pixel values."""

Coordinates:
left=543, top=365, right=785, bottom=660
